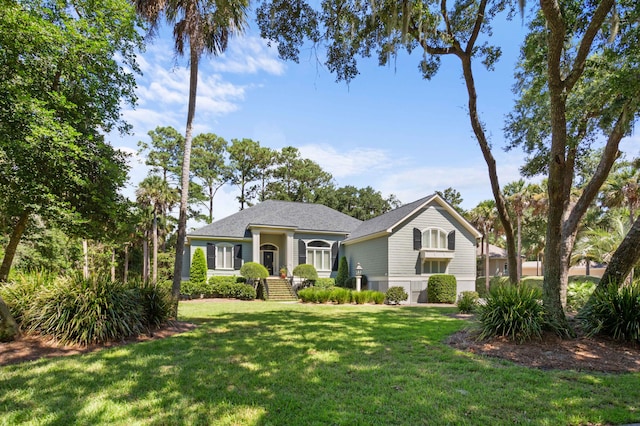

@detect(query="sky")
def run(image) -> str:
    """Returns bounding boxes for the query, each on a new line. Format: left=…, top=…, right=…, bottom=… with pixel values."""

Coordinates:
left=110, top=10, right=640, bottom=227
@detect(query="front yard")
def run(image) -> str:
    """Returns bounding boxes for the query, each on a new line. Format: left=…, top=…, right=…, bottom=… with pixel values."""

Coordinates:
left=1, top=301, right=638, bottom=425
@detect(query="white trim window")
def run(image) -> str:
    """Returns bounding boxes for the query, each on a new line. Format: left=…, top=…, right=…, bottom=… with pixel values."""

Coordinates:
left=423, top=260, right=448, bottom=274
left=306, top=240, right=331, bottom=271
left=422, top=228, right=448, bottom=250
left=216, top=243, right=233, bottom=270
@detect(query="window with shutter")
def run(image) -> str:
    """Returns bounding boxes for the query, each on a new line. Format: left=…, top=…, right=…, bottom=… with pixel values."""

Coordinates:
left=206, top=243, right=216, bottom=269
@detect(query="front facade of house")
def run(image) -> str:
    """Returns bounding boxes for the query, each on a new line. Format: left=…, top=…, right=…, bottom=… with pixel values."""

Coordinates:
left=183, top=195, right=481, bottom=303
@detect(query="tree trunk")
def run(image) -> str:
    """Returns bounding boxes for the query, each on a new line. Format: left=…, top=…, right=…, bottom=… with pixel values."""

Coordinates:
left=123, top=243, right=129, bottom=284
left=459, top=52, right=518, bottom=285
left=0, top=211, right=30, bottom=282
left=0, top=211, right=29, bottom=341
left=111, top=248, right=116, bottom=282
left=82, top=239, right=89, bottom=279
left=143, top=235, right=149, bottom=282
left=597, top=214, right=640, bottom=289
left=485, top=235, right=490, bottom=294
left=152, top=209, right=158, bottom=284
left=172, top=47, right=199, bottom=313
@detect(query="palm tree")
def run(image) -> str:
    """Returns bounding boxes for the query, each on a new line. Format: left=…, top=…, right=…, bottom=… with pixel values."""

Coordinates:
left=468, top=200, right=498, bottom=294
left=136, top=176, right=177, bottom=284
left=133, top=0, right=248, bottom=304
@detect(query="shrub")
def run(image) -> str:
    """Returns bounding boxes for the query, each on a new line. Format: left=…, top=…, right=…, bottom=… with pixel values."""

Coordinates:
left=297, top=287, right=330, bottom=303
left=578, top=282, right=640, bottom=342
left=352, top=291, right=367, bottom=304
left=190, top=248, right=208, bottom=287
left=336, top=256, right=349, bottom=287
left=297, top=288, right=315, bottom=303
left=385, top=286, right=408, bottom=305
left=457, top=291, right=479, bottom=313
left=240, top=262, right=269, bottom=284
left=477, top=284, right=545, bottom=343
left=293, top=264, right=318, bottom=281
left=181, top=279, right=210, bottom=297
left=0, top=270, right=58, bottom=322
left=135, top=280, right=173, bottom=328
left=371, top=290, right=385, bottom=304
left=329, top=287, right=350, bottom=304
left=314, top=278, right=335, bottom=289
left=345, top=274, right=368, bottom=290
left=427, top=274, right=457, bottom=303
left=234, top=284, right=257, bottom=300
left=23, top=274, right=145, bottom=346
left=566, top=280, right=596, bottom=312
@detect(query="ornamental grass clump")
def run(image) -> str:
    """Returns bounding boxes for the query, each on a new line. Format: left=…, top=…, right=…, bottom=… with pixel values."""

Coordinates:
left=578, top=282, right=640, bottom=342
left=457, top=291, right=479, bottom=313
left=329, top=287, right=351, bottom=304
left=477, top=284, right=545, bottom=343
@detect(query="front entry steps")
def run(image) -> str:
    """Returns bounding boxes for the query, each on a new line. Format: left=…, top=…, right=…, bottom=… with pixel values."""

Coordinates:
left=265, top=278, right=297, bottom=301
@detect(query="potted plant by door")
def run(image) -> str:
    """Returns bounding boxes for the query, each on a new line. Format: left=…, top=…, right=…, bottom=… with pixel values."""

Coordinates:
left=279, top=266, right=287, bottom=278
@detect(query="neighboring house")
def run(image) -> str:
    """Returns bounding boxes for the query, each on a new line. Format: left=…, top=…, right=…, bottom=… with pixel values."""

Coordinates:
left=183, top=194, right=481, bottom=303
left=476, top=244, right=509, bottom=277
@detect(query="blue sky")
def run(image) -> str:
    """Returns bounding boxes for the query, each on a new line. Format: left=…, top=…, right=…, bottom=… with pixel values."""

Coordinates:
left=111, top=11, right=640, bottom=225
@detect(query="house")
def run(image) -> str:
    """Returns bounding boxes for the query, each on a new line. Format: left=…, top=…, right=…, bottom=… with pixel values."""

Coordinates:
left=183, top=194, right=481, bottom=303
left=476, top=243, right=509, bottom=277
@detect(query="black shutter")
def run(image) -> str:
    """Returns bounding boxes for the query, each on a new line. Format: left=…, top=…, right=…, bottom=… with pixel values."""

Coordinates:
left=331, top=242, right=339, bottom=271
left=206, top=243, right=216, bottom=269
left=298, top=239, right=307, bottom=264
left=233, top=244, right=242, bottom=270
left=413, top=228, right=422, bottom=250
left=448, top=231, right=456, bottom=250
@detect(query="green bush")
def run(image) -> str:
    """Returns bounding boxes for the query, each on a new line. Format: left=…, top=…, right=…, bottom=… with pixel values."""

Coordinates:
left=234, top=284, right=257, bottom=300
left=240, top=262, right=269, bottom=283
left=136, top=280, right=173, bottom=328
left=566, top=280, right=596, bottom=312
left=314, top=278, right=335, bottom=289
left=329, top=287, right=350, bottom=304
left=297, top=287, right=331, bottom=303
left=336, top=256, right=349, bottom=287
left=385, top=286, right=408, bottom=305
left=293, top=264, right=318, bottom=281
left=477, top=284, right=545, bottom=343
left=0, top=270, right=58, bottom=322
left=190, top=248, right=208, bottom=287
left=22, top=274, right=147, bottom=346
left=181, top=279, right=210, bottom=297
left=371, top=290, right=385, bottom=304
left=345, top=274, right=368, bottom=290
left=578, top=282, right=640, bottom=342
left=457, top=291, right=479, bottom=313
left=427, top=274, right=457, bottom=303
left=352, top=291, right=367, bottom=304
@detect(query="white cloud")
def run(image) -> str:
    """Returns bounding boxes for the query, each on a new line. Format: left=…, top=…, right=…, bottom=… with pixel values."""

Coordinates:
left=298, top=144, right=399, bottom=179
left=212, top=36, right=286, bottom=75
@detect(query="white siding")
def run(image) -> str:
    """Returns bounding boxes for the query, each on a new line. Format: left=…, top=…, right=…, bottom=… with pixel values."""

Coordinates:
left=344, top=237, right=389, bottom=278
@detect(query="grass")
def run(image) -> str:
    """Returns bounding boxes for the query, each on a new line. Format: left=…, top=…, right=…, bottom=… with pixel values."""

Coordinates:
left=1, top=301, right=639, bottom=425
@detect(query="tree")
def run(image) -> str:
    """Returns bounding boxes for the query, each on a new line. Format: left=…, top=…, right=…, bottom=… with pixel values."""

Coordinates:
left=597, top=215, right=640, bottom=289
left=0, top=0, right=142, bottom=340
left=328, top=186, right=401, bottom=220
left=227, top=138, right=263, bottom=209
left=133, top=0, right=249, bottom=308
left=336, top=256, right=349, bottom=288
left=191, top=133, right=229, bottom=223
left=505, top=0, right=640, bottom=328
left=503, top=180, right=533, bottom=283
left=257, top=0, right=520, bottom=287
left=138, top=126, right=184, bottom=184
left=436, top=188, right=464, bottom=214
left=190, top=248, right=208, bottom=287
left=468, top=200, right=498, bottom=294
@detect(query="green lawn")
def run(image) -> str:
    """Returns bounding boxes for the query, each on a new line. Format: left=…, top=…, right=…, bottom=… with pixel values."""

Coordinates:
left=1, top=301, right=638, bottom=425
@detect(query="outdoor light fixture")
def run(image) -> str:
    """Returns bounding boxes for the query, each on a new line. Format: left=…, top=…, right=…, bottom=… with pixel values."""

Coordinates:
left=355, top=262, right=363, bottom=292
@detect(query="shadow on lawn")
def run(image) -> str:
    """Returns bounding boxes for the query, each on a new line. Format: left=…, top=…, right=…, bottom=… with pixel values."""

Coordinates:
left=1, top=304, right=638, bottom=425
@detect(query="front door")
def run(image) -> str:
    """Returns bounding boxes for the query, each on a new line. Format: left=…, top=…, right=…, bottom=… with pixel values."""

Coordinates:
left=263, top=251, right=275, bottom=275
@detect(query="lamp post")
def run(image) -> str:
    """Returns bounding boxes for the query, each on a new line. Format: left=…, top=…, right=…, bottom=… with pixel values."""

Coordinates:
left=355, top=262, right=363, bottom=292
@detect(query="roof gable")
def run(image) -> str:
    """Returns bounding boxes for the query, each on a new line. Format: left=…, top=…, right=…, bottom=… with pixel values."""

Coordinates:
left=188, top=200, right=362, bottom=239
left=345, top=194, right=481, bottom=243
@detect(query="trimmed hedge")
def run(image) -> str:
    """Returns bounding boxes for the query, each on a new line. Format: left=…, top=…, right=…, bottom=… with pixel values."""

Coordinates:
left=385, top=286, right=408, bottom=305
left=190, top=248, right=207, bottom=287
left=427, top=274, right=457, bottom=303
left=240, top=262, right=269, bottom=282
left=297, top=287, right=384, bottom=305
left=293, top=264, right=318, bottom=281
left=314, top=278, right=335, bottom=289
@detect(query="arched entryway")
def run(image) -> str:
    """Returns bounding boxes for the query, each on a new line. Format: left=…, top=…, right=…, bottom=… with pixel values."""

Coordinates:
left=260, top=243, right=279, bottom=276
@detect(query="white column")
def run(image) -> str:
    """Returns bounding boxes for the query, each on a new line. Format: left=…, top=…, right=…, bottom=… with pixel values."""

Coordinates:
left=286, top=231, right=294, bottom=273
left=252, top=230, right=261, bottom=263
left=356, top=275, right=362, bottom=292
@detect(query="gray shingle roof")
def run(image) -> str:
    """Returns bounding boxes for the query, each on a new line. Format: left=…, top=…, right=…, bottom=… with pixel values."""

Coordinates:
left=345, top=194, right=437, bottom=242
left=189, top=200, right=363, bottom=238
